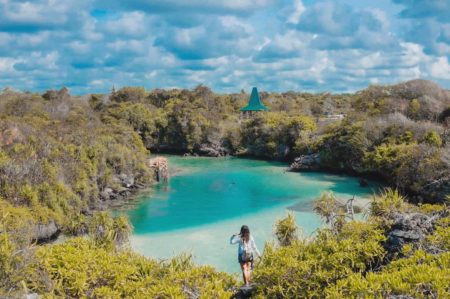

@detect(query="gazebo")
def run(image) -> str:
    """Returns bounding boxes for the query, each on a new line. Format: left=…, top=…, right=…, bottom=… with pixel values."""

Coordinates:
left=240, top=87, right=269, bottom=118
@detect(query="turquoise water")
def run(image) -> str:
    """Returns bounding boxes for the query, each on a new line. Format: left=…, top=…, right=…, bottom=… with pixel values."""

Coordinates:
left=122, top=156, right=380, bottom=273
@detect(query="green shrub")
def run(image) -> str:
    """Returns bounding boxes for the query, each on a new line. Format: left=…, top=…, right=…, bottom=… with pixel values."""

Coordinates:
left=421, top=130, right=442, bottom=147
left=274, top=213, right=299, bottom=246
left=328, top=250, right=450, bottom=298
left=370, top=188, right=412, bottom=228
left=313, top=191, right=347, bottom=232
left=254, top=221, right=386, bottom=298
left=25, top=238, right=236, bottom=298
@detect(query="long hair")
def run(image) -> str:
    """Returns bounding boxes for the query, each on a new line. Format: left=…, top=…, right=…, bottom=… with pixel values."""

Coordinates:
left=240, top=225, right=250, bottom=242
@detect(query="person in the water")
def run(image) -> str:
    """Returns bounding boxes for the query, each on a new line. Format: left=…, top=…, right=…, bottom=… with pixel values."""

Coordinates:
left=230, top=225, right=261, bottom=286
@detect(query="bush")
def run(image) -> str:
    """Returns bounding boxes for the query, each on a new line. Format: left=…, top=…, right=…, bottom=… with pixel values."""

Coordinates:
left=328, top=250, right=450, bottom=298
left=313, top=191, right=347, bottom=232
left=274, top=213, right=299, bottom=246
left=254, top=221, right=386, bottom=298
left=25, top=238, right=236, bottom=298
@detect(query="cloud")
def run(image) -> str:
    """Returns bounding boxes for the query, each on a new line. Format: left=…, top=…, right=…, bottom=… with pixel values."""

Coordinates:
left=96, top=0, right=275, bottom=15
left=286, top=2, right=397, bottom=50
left=393, top=0, right=450, bottom=57
left=294, top=2, right=384, bottom=36
left=100, top=12, right=150, bottom=37
left=429, top=57, right=450, bottom=80
left=0, top=0, right=448, bottom=94
left=393, top=0, right=450, bottom=22
left=285, top=0, right=305, bottom=25
left=154, top=16, right=255, bottom=60
left=0, top=0, right=89, bottom=32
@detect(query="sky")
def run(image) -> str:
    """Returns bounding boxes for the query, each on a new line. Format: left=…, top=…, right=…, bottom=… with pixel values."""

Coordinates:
left=0, top=0, right=449, bottom=94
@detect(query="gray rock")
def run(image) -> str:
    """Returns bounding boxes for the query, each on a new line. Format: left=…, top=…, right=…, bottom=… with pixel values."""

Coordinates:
left=118, top=173, right=135, bottom=188
left=290, top=153, right=321, bottom=171
left=389, top=229, right=421, bottom=240
left=386, top=212, right=436, bottom=253
left=198, top=144, right=228, bottom=157
left=100, top=187, right=114, bottom=200
left=34, top=220, right=59, bottom=241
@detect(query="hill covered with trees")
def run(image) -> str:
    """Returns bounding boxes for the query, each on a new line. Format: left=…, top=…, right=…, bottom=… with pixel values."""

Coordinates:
left=0, top=79, right=449, bottom=298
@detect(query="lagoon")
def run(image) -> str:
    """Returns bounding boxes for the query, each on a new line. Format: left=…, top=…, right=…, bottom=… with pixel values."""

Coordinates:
left=120, top=156, right=379, bottom=273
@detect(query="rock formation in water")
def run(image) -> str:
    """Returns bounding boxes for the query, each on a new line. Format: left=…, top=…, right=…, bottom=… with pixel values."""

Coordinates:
left=289, top=153, right=321, bottom=171
left=148, top=156, right=169, bottom=182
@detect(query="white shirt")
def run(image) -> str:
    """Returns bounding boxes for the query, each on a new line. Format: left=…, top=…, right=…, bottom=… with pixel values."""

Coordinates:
left=230, top=234, right=261, bottom=257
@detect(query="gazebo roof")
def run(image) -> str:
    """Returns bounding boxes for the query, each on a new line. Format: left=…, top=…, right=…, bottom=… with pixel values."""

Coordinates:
left=240, top=87, right=269, bottom=111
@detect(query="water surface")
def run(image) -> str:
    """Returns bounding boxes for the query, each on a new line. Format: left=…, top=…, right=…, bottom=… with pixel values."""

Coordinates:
left=121, top=156, right=379, bottom=273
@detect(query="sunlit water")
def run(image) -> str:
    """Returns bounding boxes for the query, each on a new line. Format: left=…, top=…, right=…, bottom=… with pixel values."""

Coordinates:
left=118, top=156, right=380, bottom=273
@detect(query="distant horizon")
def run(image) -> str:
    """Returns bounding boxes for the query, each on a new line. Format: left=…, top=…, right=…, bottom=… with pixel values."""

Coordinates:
left=0, top=0, right=449, bottom=94
left=2, top=78, right=448, bottom=96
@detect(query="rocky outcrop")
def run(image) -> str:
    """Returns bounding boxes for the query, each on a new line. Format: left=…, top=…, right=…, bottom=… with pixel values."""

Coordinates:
left=148, top=156, right=169, bottom=182
left=34, top=220, right=59, bottom=243
left=99, top=173, right=144, bottom=202
left=385, top=212, right=439, bottom=254
left=290, top=153, right=321, bottom=171
left=198, top=144, right=229, bottom=157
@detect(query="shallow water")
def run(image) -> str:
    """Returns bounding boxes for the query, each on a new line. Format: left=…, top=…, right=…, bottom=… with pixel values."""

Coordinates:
left=120, top=155, right=380, bottom=273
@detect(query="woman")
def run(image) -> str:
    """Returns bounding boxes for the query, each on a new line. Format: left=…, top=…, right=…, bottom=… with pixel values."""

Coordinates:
left=230, top=225, right=261, bottom=286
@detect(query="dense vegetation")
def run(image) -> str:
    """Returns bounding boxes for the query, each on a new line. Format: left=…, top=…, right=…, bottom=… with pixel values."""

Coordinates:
left=0, top=79, right=449, bottom=298
left=101, top=80, right=449, bottom=202
left=1, top=211, right=236, bottom=298
left=0, top=88, right=153, bottom=242
left=253, top=191, right=450, bottom=298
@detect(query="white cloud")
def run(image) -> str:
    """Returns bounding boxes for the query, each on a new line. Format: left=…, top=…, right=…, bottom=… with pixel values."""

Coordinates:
left=103, top=12, right=149, bottom=37
left=0, top=57, right=18, bottom=72
left=429, top=57, right=450, bottom=79
left=287, top=0, right=305, bottom=25
left=0, top=0, right=448, bottom=93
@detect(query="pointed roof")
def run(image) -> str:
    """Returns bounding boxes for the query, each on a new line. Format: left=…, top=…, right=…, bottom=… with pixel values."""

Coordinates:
left=240, top=87, right=269, bottom=111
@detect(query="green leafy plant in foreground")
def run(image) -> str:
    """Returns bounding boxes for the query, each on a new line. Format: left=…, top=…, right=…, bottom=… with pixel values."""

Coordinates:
left=254, top=221, right=386, bottom=298
left=274, top=212, right=299, bottom=246
left=252, top=191, right=450, bottom=298
left=25, top=238, right=236, bottom=298
left=328, top=250, right=450, bottom=298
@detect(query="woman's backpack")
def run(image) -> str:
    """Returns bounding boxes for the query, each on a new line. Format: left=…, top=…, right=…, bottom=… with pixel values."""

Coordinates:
left=241, top=240, right=253, bottom=262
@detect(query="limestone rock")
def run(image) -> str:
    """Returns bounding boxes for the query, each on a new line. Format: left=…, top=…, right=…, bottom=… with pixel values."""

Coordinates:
left=34, top=220, right=59, bottom=242
left=118, top=173, right=135, bottom=188
left=386, top=213, right=435, bottom=253
left=290, top=153, right=321, bottom=171
left=198, top=144, right=229, bottom=157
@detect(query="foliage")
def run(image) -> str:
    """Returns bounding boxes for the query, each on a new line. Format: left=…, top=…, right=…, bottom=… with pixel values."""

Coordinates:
left=89, top=212, right=132, bottom=250
left=254, top=221, right=386, bottom=298
left=253, top=190, right=450, bottom=298
left=370, top=189, right=410, bottom=218
left=328, top=250, right=450, bottom=298
left=274, top=213, right=299, bottom=246
left=1, top=82, right=450, bottom=298
left=313, top=191, right=347, bottom=232
left=24, top=238, right=236, bottom=298
left=0, top=92, right=153, bottom=239
left=318, top=121, right=369, bottom=171
left=426, top=216, right=450, bottom=251
left=421, top=130, right=443, bottom=147
left=241, top=112, right=316, bottom=159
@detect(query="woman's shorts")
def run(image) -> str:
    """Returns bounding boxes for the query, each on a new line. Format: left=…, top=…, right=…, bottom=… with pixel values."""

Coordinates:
left=238, top=255, right=253, bottom=264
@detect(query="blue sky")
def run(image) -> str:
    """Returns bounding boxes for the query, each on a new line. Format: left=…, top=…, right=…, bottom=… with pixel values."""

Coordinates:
left=0, top=0, right=449, bottom=94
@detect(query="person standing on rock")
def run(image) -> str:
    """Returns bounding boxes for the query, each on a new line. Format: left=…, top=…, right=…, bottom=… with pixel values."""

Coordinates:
left=230, top=225, right=261, bottom=286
